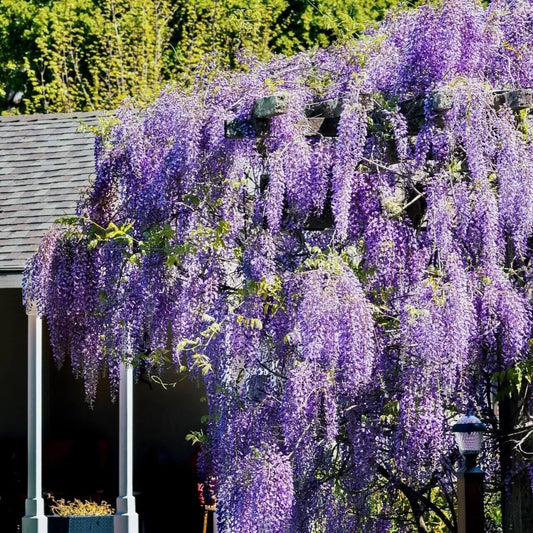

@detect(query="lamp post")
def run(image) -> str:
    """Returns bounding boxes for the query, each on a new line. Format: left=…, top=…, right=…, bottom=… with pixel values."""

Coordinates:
left=452, top=413, right=487, bottom=533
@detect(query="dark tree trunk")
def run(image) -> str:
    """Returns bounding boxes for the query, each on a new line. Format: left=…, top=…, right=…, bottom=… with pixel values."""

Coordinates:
left=499, top=390, right=533, bottom=533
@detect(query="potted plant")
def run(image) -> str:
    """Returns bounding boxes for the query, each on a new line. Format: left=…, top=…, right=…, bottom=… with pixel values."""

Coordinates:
left=47, top=498, right=114, bottom=533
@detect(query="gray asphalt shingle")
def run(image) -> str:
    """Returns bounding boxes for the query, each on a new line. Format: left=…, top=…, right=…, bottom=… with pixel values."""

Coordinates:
left=0, top=112, right=101, bottom=271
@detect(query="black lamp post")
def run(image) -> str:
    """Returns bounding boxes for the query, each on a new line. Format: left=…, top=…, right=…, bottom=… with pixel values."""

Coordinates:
left=452, top=413, right=487, bottom=533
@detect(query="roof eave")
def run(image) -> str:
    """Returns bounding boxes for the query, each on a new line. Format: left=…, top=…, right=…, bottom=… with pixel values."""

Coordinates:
left=0, top=268, right=24, bottom=289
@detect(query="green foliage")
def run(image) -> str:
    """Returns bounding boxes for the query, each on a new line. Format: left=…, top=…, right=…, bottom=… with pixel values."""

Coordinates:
left=0, top=0, right=176, bottom=113
left=86, top=220, right=136, bottom=250
left=273, top=0, right=423, bottom=54
left=244, top=275, right=285, bottom=318
left=171, top=0, right=287, bottom=71
left=0, top=0, right=38, bottom=111
left=0, top=0, right=423, bottom=114
left=185, top=429, right=208, bottom=446
left=493, top=356, right=533, bottom=402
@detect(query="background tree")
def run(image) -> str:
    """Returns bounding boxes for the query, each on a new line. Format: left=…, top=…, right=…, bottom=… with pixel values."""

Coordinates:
left=0, top=0, right=177, bottom=113
left=0, top=0, right=423, bottom=114
left=0, top=0, right=38, bottom=110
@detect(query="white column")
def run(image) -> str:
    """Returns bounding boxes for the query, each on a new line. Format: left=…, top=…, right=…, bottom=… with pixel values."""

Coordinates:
left=22, top=306, right=48, bottom=533
left=114, top=362, right=139, bottom=533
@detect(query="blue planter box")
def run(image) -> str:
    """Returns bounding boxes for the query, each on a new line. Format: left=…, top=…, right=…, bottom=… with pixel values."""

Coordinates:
left=48, top=516, right=114, bottom=533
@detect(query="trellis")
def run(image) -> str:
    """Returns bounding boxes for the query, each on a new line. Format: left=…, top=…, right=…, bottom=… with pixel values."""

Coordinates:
left=224, top=88, right=533, bottom=232
left=225, top=88, right=533, bottom=139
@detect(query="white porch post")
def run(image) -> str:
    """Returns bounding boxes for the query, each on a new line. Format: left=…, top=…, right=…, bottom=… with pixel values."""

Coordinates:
left=22, top=305, right=47, bottom=533
left=114, top=361, right=139, bottom=533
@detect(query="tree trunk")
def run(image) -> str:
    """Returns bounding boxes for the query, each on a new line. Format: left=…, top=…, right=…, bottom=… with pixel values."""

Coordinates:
left=499, top=391, right=533, bottom=533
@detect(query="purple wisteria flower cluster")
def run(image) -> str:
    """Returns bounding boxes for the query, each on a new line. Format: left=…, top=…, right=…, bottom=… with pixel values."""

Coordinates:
left=24, top=0, right=533, bottom=530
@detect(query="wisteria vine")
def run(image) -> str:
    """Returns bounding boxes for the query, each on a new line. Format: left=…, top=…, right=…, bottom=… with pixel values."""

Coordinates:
left=24, top=0, right=533, bottom=531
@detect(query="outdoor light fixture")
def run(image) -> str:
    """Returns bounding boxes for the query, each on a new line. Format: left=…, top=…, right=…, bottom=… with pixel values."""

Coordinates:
left=452, top=413, right=487, bottom=470
left=452, top=413, right=487, bottom=533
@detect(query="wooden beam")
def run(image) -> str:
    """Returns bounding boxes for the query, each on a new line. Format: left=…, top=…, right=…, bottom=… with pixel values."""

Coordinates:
left=252, top=92, right=290, bottom=119
left=224, top=117, right=269, bottom=139
left=430, top=88, right=454, bottom=112
left=224, top=88, right=532, bottom=139
left=505, top=89, right=533, bottom=110
left=305, top=98, right=344, bottom=118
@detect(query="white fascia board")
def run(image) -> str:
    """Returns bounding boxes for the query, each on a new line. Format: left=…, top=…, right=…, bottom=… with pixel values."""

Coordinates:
left=0, top=270, right=23, bottom=288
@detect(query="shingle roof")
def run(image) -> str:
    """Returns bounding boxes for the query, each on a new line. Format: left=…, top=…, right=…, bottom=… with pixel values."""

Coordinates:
left=0, top=112, right=100, bottom=283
